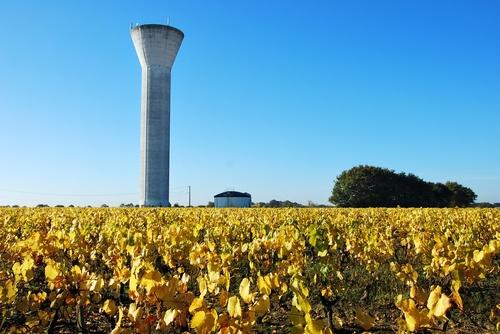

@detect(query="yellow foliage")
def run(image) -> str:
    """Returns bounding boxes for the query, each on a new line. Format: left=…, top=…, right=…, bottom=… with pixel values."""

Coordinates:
left=410, top=285, right=427, bottom=305
left=191, top=310, right=206, bottom=328
left=128, top=303, right=142, bottom=323
left=189, top=297, right=205, bottom=314
left=140, top=270, right=161, bottom=293
left=239, top=278, right=254, bottom=304
left=433, top=294, right=451, bottom=318
left=103, top=299, right=118, bottom=316
left=44, top=262, right=59, bottom=282
left=427, top=286, right=442, bottom=311
left=304, top=313, right=327, bottom=334
left=257, top=275, right=271, bottom=295
left=163, top=308, right=179, bottom=326
left=0, top=207, right=498, bottom=333
left=396, top=296, right=420, bottom=331
left=253, top=294, right=270, bottom=316
left=227, top=296, right=242, bottom=318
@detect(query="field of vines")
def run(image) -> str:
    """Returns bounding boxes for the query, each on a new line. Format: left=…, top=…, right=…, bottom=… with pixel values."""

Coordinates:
left=0, top=208, right=498, bottom=333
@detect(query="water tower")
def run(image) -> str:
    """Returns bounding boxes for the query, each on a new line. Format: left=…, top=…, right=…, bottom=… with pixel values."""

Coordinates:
left=131, top=24, right=184, bottom=207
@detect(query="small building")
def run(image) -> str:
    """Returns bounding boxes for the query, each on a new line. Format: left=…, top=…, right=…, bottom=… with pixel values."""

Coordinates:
left=214, top=191, right=251, bottom=208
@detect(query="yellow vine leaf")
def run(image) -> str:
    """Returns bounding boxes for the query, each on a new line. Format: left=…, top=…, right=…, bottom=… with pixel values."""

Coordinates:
left=304, top=313, right=327, bottom=334
left=396, top=295, right=419, bottom=332
left=110, top=307, right=124, bottom=334
left=71, top=265, right=81, bottom=276
left=227, top=296, right=242, bottom=318
left=155, top=280, right=177, bottom=302
left=257, top=275, right=271, bottom=295
left=239, top=278, right=254, bottom=304
left=198, top=276, right=208, bottom=297
left=451, top=279, right=463, bottom=311
left=89, top=278, right=104, bottom=292
left=333, top=315, right=343, bottom=328
left=410, top=285, right=427, bottom=305
left=189, top=297, right=204, bottom=314
left=140, top=270, right=161, bottom=293
left=427, top=286, right=442, bottom=311
left=31, top=291, right=47, bottom=304
left=21, top=256, right=35, bottom=280
left=103, top=299, right=118, bottom=316
left=241, top=309, right=256, bottom=328
left=128, top=303, right=142, bottom=322
left=191, top=310, right=206, bottom=328
left=265, top=273, right=280, bottom=289
left=164, top=308, right=179, bottom=326
left=45, top=263, right=59, bottom=282
left=413, top=236, right=423, bottom=254
left=473, top=250, right=485, bottom=263
left=129, top=273, right=138, bottom=292
left=253, top=294, right=270, bottom=316
left=224, top=268, right=231, bottom=291
left=12, top=262, right=22, bottom=282
left=318, top=249, right=328, bottom=257
left=291, top=284, right=312, bottom=314
left=433, top=294, right=451, bottom=318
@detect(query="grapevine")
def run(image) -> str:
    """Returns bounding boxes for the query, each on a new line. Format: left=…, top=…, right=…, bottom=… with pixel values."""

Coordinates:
left=0, top=208, right=498, bottom=333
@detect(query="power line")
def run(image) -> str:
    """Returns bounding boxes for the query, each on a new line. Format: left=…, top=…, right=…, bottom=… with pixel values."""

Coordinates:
left=0, top=188, right=137, bottom=197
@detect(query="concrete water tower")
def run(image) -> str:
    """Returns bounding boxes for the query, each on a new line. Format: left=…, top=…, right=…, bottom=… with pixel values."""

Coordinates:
left=131, top=24, right=184, bottom=207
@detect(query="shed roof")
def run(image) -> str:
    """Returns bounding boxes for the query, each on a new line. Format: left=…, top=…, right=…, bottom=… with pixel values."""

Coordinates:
left=214, top=191, right=251, bottom=198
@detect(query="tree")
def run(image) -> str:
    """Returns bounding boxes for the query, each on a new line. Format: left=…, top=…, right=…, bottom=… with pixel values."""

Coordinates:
left=444, top=182, right=477, bottom=207
left=253, top=200, right=305, bottom=208
left=329, top=166, right=404, bottom=207
left=430, top=182, right=453, bottom=207
left=471, top=202, right=495, bottom=208
left=329, top=165, right=477, bottom=207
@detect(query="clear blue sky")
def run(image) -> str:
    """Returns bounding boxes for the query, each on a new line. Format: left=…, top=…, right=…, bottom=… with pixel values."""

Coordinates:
left=1, top=0, right=499, bottom=206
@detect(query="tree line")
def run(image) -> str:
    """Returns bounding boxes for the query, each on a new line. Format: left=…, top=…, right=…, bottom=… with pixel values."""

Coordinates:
left=329, top=165, right=478, bottom=207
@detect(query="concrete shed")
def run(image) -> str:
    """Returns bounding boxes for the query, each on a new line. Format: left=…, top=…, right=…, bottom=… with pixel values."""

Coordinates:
left=214, top=191, right=251, bottom=208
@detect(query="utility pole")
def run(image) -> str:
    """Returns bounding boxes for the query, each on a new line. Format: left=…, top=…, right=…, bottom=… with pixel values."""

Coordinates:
left=188, top=186, right=191, bottom=207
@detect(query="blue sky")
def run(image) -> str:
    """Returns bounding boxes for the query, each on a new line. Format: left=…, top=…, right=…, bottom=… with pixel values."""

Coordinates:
left=0, top=0, right=499, bottom=206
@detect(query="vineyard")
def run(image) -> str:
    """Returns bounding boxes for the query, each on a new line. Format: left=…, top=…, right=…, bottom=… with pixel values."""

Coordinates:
left=0, top=208, right=498, bottom=333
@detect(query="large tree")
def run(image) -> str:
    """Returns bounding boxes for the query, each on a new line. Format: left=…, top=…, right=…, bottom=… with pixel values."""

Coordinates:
left=329, top=166, right=407, bottom=207
left=444, top=181, right=477, bottom=207
left=329, top=165, right=477, bottom=207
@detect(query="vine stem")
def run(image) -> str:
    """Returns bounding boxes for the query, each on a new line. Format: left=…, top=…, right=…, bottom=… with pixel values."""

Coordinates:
left=76, top=302, right=85, bottom=333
